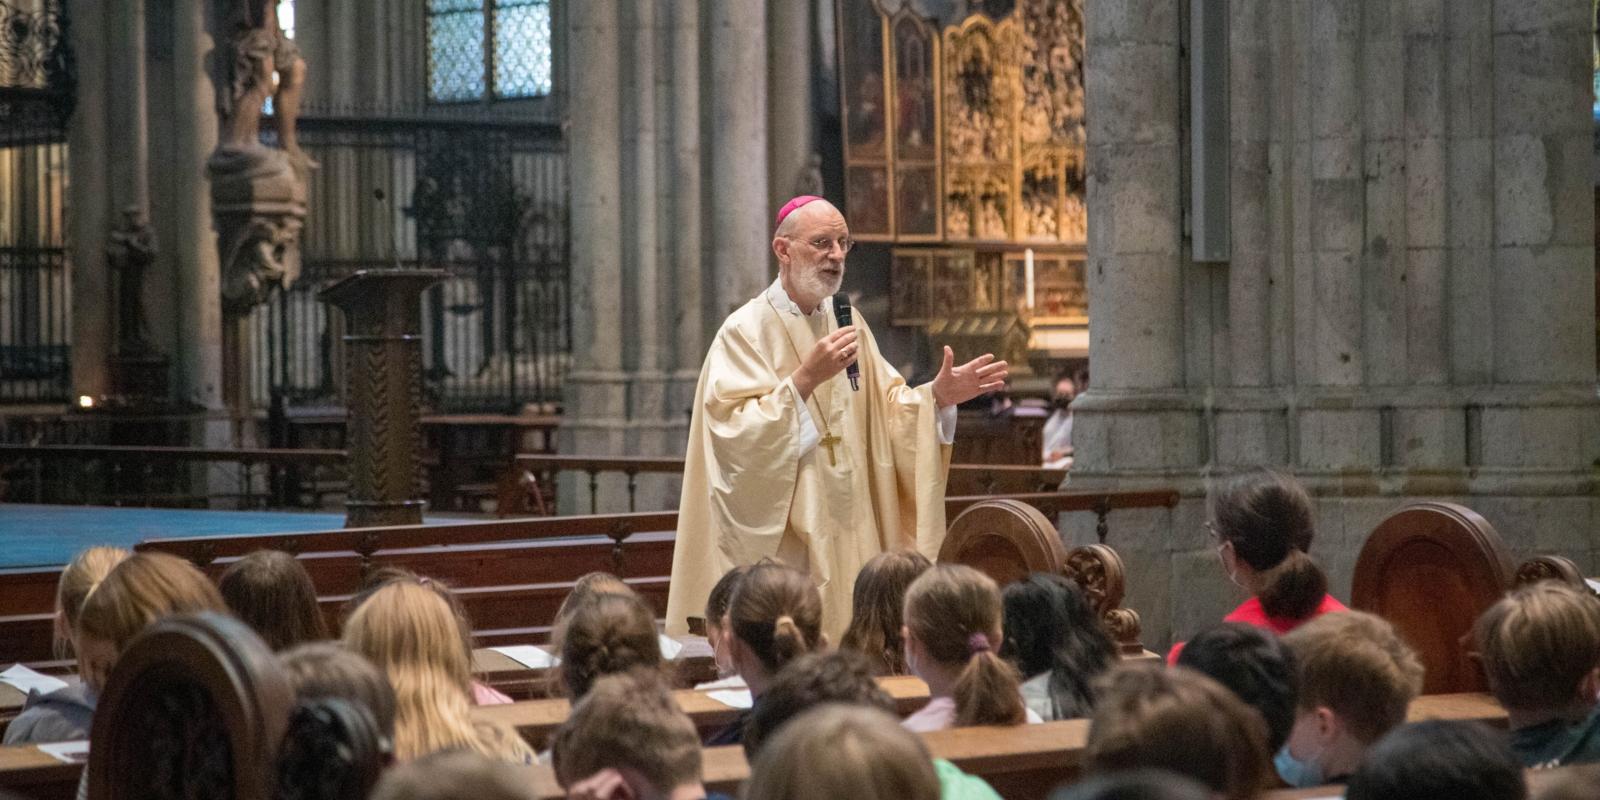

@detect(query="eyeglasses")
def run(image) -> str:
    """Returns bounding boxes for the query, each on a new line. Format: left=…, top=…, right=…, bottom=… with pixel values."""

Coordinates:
left=786, top=235, right=855, bottom=255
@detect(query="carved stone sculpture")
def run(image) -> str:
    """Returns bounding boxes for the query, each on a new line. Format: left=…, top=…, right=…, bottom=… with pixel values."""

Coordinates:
left=106, top=205, right=157, bottom=354
left=208, top=0, right=314, bottom=313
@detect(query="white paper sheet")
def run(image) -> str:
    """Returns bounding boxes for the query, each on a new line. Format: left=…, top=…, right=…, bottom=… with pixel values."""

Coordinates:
left=0, top=664, right=69, bottom=697
left=706, top=689, right=753, bottom=710
left=658, top=634, right=684, bottom=661
left=489, top=645, right=558, bottom=669
left=38, top=740, right=89, bottom=764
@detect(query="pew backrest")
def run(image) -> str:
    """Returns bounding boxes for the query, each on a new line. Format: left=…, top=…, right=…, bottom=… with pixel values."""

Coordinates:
left=1352, top=502, right=1513, bottom=694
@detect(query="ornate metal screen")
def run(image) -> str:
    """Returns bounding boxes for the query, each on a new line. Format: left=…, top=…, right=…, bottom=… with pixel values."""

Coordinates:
left=246, top=115, right=569, bottom=414
left=0, top=0, right=73, bottom=403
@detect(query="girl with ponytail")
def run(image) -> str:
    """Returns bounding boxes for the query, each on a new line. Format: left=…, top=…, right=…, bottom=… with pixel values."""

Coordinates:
left=706, top=562, right=825, bottom=746
left=1169, top=470, right=1347, bottom=663
left=901, top=564, right=1039, bottom=731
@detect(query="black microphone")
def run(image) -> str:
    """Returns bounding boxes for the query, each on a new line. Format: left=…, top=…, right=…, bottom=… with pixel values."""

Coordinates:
left=374, top=188, right=404, bottom=271
left=833, top=292, right=860, bottom=391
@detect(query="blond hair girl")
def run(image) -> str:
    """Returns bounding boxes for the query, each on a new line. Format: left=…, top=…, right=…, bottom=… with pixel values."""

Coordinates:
left=342, top=581, right=534, bottom=763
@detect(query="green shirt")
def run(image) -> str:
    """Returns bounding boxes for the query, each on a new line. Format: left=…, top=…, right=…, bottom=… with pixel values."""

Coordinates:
left=935, top=758, right=1002, bottom=800
left=1510, top=707, right=1600, bottom=769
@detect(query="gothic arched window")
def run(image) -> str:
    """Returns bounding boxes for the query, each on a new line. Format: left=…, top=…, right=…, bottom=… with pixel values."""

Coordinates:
left=427, top=0, right=553, bottom=103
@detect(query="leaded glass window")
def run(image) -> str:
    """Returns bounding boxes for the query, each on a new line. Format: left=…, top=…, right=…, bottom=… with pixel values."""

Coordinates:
left=428, top=0, right=552, bottom=103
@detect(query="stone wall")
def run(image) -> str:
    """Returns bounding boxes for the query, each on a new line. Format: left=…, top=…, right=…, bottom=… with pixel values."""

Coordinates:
left=1074, top=0, right=1599, bottom=649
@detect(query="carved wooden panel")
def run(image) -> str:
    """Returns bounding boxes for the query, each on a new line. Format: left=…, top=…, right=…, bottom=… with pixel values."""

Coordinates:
left=1351, top=502, right=1513, bottom=695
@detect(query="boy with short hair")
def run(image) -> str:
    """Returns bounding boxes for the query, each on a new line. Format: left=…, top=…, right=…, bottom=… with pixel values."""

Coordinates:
left=1474, top=581, right=1600, bottom=768
left=550, top=669, right=729, bottom=800
left=1276, top=611, right=1425, bottom=787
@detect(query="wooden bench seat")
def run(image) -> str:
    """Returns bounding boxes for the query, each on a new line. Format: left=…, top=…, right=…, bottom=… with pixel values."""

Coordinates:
left=0, top=691, right=1509, bottom=800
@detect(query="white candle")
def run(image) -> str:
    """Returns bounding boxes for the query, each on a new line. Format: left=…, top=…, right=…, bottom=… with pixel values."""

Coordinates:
left=1024, top=248, right=1035, bottom=310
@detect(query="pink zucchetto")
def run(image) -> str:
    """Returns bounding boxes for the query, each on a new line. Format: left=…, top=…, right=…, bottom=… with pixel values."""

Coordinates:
left=775, top=195, right=825, bottom=227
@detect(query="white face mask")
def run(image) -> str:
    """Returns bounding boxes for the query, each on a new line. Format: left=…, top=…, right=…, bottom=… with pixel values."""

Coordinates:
left=1216, top=542, right=1244, bottom=589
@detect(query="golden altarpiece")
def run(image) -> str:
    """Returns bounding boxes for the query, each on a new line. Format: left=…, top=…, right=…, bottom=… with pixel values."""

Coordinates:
left=839, top=0, right=1087, bottom=370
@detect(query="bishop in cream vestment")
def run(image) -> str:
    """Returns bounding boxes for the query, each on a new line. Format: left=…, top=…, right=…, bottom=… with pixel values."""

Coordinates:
left=665, top=196, right=1009, bottom=639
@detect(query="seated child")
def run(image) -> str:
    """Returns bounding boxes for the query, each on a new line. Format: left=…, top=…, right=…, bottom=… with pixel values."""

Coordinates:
left=551, top=668, right=732, bottom=800
left=1175, top=622, right=1298, bottom=752
left=1276, top=610, right=1425, bottom=787
left=1474, top=581, right=1600, bottom=768
left=1345, top=720, right=1527, bottom=800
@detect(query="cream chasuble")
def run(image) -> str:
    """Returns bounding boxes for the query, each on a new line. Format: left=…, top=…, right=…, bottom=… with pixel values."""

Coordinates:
left=665, top=283, right=953, bottom=640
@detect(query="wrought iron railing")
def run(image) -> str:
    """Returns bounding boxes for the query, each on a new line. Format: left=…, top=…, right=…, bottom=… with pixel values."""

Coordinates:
left=248, top=114, right=569, bottom=415
left=0, top=0, right=72, bottom=404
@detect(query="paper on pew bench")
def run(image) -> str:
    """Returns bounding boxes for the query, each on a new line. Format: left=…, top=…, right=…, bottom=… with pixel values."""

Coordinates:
left=489, top=637, right=679, bottom=669
left=0, top=664, right=68, bottom=697
left=490, top=645, right=559, bottom=669
left=658, top=634, right=684, bottom=660
left=706, top=689, right=753, bottom=710
left=38, top=740, right=89, bottom=764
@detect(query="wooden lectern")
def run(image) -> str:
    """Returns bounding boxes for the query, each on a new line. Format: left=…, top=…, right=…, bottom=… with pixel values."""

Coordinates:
left=321, top=269, right=445, bottom=528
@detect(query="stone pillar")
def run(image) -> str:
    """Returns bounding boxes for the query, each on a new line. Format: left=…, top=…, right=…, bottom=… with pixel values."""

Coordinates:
left=561, top=0, right=629, bottom=508
left=66, top=0, right=110, bottom=401
left=1070, top=0, right=1193, bottom=649
left=170, top=0, right=226, bottom=427
left=1072, top=0, right=1599, bottom=652
left=669, top=0, right=704, bottom=411
left=768, top=0, right=813, bottom=213
left=321, top=269, right=444, bottom=527
left=709, top=0, right=770, bottom=317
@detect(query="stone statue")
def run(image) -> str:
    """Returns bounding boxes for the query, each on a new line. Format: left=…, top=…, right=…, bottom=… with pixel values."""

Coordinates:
left=106, top=205, right=157, bottom=354
left=208, top=0, right=314, bottom=313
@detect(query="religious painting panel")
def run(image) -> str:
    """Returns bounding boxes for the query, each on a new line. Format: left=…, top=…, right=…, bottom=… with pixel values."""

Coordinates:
left=891, top=249, right=932, bottom=325
left=972, top=251, right=1004, bottom=312
left=943, top=18, right=1014, bottom=166
left=893, top=15, right=938, bottom=161
left=895, top=165, right=940, bottom=238
left=931, top=250, right=974, bottom=315
left=846, top=166, right=892, bottom=237
left=1033, top=253, right=1086, bottom=320
left=840, top=0, right=889, bottom=160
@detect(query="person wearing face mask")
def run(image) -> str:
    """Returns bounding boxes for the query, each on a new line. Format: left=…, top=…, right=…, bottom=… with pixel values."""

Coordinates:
left=1275, top=611, right=1424, bottom=788
left=665, top=196, right=1009, bottom=642
left=1041, top=374, right=1076, bottom=469
left=1167, top=470, right=1347, bottom=665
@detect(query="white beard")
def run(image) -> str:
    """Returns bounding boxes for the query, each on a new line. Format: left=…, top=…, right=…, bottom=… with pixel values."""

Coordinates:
left=794, top=266, right=843, bottom=305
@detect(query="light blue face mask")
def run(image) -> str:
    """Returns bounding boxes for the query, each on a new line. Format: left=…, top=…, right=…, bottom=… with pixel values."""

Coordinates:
left=1274, top=743, right=1324, bottom=788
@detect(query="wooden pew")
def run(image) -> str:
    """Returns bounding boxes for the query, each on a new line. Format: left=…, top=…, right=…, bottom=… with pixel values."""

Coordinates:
left=503, top=454, right=1081, bottom=516
left=1351, top=501, right=1513, bottom=694
left=0, top=687, right=1505, bottom=800
left=1515, top=554, right=1600, bottom=597
left=941, top=500, right=1149, bottom=656
left=513, top=692, right=1506, bottom=800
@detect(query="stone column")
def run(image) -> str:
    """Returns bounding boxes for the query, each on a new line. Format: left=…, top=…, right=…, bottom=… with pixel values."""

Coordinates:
left=709, top=0, right=770, bottom=317
left=768, top=0, right=813, bottom=213
left=561, top=0, right=629, bottom=508
left=171, top=0, right=226, bottom=431
left=669, top=0, right=704, bottom=413
left=107, top=0, right=151, bottom=215
left=1479, top=2, right=1597, bottom=478
left=66, top=0, right=110, bottom=401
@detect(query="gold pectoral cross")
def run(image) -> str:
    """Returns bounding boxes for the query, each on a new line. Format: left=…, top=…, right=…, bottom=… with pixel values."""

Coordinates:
left=818, top=433, right=842, bottom=467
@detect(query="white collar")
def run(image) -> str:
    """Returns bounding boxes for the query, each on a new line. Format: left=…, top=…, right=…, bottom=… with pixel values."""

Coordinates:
left=766, top=278, right=831, bottom=318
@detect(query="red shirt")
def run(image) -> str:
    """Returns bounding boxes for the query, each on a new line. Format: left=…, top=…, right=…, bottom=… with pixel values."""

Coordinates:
left=1167, top=593, right=1348, bottom=665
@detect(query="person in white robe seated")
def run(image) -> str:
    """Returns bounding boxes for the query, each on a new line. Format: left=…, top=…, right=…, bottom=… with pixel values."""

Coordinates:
left=665, top=195, right=1008, bottom=639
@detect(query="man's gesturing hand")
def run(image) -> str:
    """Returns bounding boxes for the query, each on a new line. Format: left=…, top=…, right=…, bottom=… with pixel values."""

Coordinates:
left=931, top=346, right=1008, bottom=408
left=793, top=325, right=858, bottom=401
